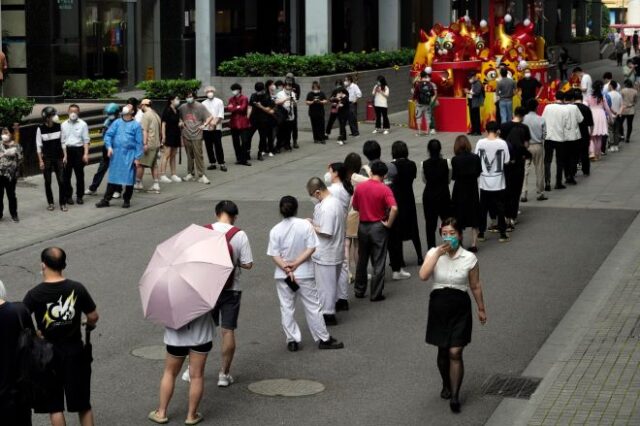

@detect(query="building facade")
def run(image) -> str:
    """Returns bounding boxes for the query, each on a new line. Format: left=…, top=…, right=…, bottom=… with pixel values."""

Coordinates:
left=1, top=0, right=584, bottom=99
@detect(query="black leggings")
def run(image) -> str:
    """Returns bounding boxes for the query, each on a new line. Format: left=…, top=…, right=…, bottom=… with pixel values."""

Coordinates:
left=623, top=115, right=634, bottom=142
left=374, top=106, right=389, bottom=129
left=0, top=176, right=17, bottom=217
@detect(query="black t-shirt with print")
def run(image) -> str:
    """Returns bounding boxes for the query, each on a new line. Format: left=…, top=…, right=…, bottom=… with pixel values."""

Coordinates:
left=306, top=91, right=327, bottom=116
left=517, top=78, right=542, bottom=102
left=23, top=279, right=96, bottom=345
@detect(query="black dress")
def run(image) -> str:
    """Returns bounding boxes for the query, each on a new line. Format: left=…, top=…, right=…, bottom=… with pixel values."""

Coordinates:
left=161, top=106, right=181, bottom=148
left=451, top=152, right=481, bottom=229
left=422, top=158, right=451, bottom=249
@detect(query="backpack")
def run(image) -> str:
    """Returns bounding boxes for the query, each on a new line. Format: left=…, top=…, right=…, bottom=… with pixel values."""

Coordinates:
left=204, top=224, right=241, bottom=289
left=13, top=302, right=54, bottom=406
left=417, top=81, right=434, bottom=105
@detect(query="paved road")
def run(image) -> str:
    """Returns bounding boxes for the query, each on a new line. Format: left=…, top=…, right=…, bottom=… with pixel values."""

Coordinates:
left=2, top=60, right=639, bottom=425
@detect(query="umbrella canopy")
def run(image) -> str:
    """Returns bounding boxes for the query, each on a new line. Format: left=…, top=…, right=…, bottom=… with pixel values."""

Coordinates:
left=139, top=224, right=233, bottom=329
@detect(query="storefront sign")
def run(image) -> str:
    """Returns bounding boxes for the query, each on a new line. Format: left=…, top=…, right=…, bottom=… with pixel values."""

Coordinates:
left=57, top=0, right=74, bottom=10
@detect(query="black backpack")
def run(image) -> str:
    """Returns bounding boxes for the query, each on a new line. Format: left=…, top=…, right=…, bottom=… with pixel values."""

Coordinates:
left=417, top=81, right=434, bottom=105
left=14, top=303, right=55, bottom=406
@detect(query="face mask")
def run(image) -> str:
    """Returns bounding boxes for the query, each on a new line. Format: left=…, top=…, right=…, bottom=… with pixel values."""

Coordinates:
left=1, top=134, right=10, bottom=142
left=443, top=235, right=460, bottom=250
left=186, top=97, right=195, bottom=104
left=524, top=73, right=532, bottom=78
left=425, top=77, right=431, bottom=82
left=324, top=172, right=332, bottom=186
left=206, top=92, right=214, bottom=99
left=121, top=107, right=131, bottom=115
left=52, top=114, right=61, bottom=124
left=344, top=81, right=350, bottom=86
left=469, top=78, right=474, bottom=84
left=172, top=99, right=180, bottom=107
left=69, top=112, right=78, bottom=121
left=232, top=90, right=240, bottom=96
left=313, top=89, right=320, bottom=93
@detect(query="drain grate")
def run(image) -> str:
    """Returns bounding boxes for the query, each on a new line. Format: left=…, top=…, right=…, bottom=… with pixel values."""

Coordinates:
left=482, top=374, right=541, bottom=399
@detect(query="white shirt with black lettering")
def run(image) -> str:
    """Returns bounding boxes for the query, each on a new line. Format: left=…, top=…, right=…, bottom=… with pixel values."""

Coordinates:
left=474, top=137, right=511, bottom=191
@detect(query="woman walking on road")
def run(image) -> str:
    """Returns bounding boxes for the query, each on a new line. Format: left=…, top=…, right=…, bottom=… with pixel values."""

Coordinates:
left=419, top=218, right=487, bottom=414
left=586, top=80, right=613, bottom=161
left=371, top=75, right=390, bottom=134
left=421, top=139, right=451, bottom=250
left=450, top=135, right=482, bottom=252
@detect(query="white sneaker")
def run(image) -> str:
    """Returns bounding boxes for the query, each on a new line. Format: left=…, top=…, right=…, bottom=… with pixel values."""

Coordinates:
left=112, top=192, right=121, bottom=199
left=181, top=367, right=190, bottom=383
left=392, top=269, right=411, bottom=280
left=170, top=175, right=182, bottom=183
left=268, top=152, right=274, bottom=157
left=183, top=174, right=194, bottom=182
left=337, top=140, right=345, bottom=146
left=160, top=175, right=172, bottom=183
left=133, top=182, right=144, bottom=191
left=430, top=129, right=437, bottom=135
left=84, top=189, right=96, bottom=196
left=383, top=130, right=390, bottom=135
left=147, top=183, right=160, bottom=194
left=198, top=176, right=210, bottom=184
left=218, top=372, right=234, bottom=387
left=372, top=129, right=379, bottom=134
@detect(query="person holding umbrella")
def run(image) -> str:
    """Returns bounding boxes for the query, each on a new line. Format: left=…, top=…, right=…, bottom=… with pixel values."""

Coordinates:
left=267, top=196, right=344, bottom=352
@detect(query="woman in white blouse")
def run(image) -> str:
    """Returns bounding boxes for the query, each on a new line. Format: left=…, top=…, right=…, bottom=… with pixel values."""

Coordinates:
left=418, top=217, right=487, bottom=414
left=371, top=76, right=390, bottom=134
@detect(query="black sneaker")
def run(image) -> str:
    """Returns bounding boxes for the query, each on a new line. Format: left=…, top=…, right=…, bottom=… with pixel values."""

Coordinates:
left=370, top=295, right=386, bottom=302
left=11, top=215, right=19, bottom=223
left=537, top=194, right=548, bottom=201
left=287, top=341, right=299, bottom=352
left=477, top=233, right=485, bottom=242
left=520, top=196, right=528, bottom=203
left=293, top=143, right=300, bottom=149
left=544, top=184, right=551, bottom=192
left=95, top=200, right=110, bottom=208
left=207, top=164, right=217, bottom=170
left=499, top=234, right=510, bottom=242
left=323, top=314, right=338, bottom=326
left=554, top=184, right=566, bottom=190
left=76, top=198, right=84, bottom=205
left=66, top=198, right=75, bottom=205
left=220, top=164, right=228, bottom=172
left=354, top=292, right=365, bottom=299
left=319, top=337, right=344, bottom=350
left=335, top=299, right=349, bottom=311
left=122, top=201, right=131, bottom=208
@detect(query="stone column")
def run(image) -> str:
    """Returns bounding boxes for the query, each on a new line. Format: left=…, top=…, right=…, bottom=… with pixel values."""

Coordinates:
left=558, top=0, right=572, bottom=43
left=305, top=0, right=331, bottom=55
left=290, top=0, right=298, bottom=54
left=433, top=0, right=451, bottom=25
left=591, top=0, right=602, bottom=38
left=378, top=0, right=400, bottom=50
left=195, top=0, right=215, bottom=83
left=543, top=0, right=558, bottom=46
left=575, top=0, right=586, bottom=38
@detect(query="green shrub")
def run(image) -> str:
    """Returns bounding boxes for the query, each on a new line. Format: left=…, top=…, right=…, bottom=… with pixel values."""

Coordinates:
left=136, top=79, right=202, bottom=99
left=0, top=97, right=35, bottom=127
left=217, top=49, right=415, bottom=77
left=63, top=79, right=119, bottom=99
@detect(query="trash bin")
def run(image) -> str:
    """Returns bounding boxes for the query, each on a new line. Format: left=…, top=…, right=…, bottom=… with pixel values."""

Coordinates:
left=366, top=100, right=376, bottom=122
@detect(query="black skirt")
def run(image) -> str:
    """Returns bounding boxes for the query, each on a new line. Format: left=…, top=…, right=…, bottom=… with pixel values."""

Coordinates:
left=426, top=288, right=472, bottom=348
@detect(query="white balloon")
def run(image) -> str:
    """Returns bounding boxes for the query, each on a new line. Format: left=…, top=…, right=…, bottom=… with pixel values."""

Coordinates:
left=425, top=67, right=433, bottom=74
left=524, top=18, right=531, bottom=26
left=480, top=19, right=488, bottom=28
left=504, top=14, right=513, bottom=23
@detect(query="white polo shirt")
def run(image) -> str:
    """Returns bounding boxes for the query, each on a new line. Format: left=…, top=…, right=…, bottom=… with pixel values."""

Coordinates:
left=328, top=182, right=351, bottom=216
left=61, top=119, right=90, bottom=148
left=311, top=195, right=345, bottom=266
left=267, top=217, right=319, bottom=280
left=427, top=247, right=478, bottom=293
left=347, top=83, right=362, bottom=103
left=208, top=222, right=253, bottom=291
left=201, top=98, right=225, bottom=131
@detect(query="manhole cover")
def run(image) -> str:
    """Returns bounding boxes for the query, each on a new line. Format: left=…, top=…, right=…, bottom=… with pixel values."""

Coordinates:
left=248, top=379, right=325, bottom=397
left=482, top=374, right=541, bottom=399
left=131, top=345, right=166, bottom=360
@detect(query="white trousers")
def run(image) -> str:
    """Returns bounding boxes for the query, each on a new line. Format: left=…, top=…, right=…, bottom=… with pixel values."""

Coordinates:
left=276, top=278, right=330, bottom=343
left=314, top=263, right=341, bottom=315
left=337, top=240, right=350, bottom=301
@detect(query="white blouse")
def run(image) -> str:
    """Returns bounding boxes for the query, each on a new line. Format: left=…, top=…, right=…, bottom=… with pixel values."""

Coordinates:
left=427, top=247, right=478, bottom=292
left=372, top=85, right=389, bottom=108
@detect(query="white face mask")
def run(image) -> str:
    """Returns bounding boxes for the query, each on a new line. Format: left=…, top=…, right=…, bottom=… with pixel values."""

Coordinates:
left=186, top=97, right=195, bottom=104
left=1, top=134, right=10, bottom=142
left=172, top=99, right=180, bottom=107
left=524, top=73, right=532, bottom=78
left=232, top=90, right=240, bottom=96
left=52, top=114, right=61, bottom=124
left=121, top=106, right=131, bottom=115
left=69, top=112, right=78, bottom=121
left=206, top=92, right=214, bottom=99
left=344, top=81, right=350, bottom=86
left=324, top=172, right=332, bottom=186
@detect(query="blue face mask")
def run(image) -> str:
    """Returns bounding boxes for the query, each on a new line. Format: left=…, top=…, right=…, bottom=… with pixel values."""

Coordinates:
left=443, top=235, right=460, bottom=250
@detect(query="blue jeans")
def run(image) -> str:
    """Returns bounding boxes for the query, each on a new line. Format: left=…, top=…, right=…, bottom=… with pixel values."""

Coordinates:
left=499, top=99, right=513, bottom=124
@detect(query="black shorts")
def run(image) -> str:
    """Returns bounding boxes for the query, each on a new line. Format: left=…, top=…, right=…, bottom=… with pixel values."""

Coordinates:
left=34, top=342, right=92, bottom=414
left=166, top=341, right=213, bottom=358
left=211, top=290, right=242, bottom=330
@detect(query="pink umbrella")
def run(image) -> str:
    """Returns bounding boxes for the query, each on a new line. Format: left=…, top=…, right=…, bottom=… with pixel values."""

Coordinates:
left=139, top=224, right=233, bottom=329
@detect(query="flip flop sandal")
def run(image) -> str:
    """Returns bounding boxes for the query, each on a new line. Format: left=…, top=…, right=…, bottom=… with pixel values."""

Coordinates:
left=185, top=413, right=204, bottom=425
left=147, top=410, right=168, bottom=424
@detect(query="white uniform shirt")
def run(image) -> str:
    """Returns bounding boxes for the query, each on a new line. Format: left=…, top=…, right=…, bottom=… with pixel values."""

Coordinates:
left=347, top=83, right=362, bottom=103
left=135, top=109, right=144, bottom=123
left=608, top=90, right=623, bottom=114
left=311, top=196, right=345, bottom=266
left=267, top=217, right=319, bottom=280
left=60, top=119, right=90, bottom=147
left=541, top=103, right=567, bottom=142
left=164, top=312, right=215, bottom=346
left=328, top=182, right=351, bottom=216
left=581, top=73, right=593, bottom=102
left=201, top=98, right=225, bottom=131
left=209, top=222, right=253, bottom=291
left=563, top=104, right=584, bottom=142
left=474, top=137, right=510, bottom=191
left=428, top=247, right=478, bottom=292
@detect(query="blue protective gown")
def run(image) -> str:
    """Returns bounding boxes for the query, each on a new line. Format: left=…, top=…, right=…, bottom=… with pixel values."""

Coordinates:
left=104, top=118, right=143, bottom=186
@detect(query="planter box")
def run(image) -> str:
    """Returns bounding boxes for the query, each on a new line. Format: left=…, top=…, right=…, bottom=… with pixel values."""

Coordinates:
left=210, top=65, right=413, bottom=130
left=563, top=41, right=601, bottom=65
